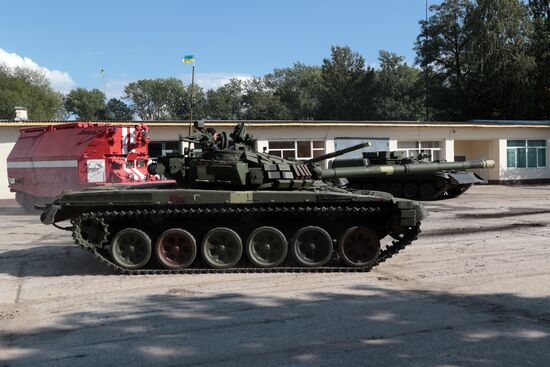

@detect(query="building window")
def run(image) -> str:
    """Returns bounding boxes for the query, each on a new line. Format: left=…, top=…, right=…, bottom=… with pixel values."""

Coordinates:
left=149, top=141, right=180, bottom=157
left=396, top=141, right=441, bottom=161
left=268, top=141, right=325, bottom=160
left=507, top=140, right=547, bottom=168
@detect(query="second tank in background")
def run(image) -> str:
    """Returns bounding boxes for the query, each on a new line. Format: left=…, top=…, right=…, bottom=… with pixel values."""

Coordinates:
left=332, top=151, right=488, bottom=200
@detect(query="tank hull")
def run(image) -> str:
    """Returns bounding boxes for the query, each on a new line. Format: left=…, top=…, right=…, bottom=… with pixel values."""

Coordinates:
left=42, top=185, right=425, bottom=273
left=345, top=171, right=486, bottom=200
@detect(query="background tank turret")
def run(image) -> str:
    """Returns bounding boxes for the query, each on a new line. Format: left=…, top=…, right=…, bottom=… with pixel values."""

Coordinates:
left=41, top=121, right=451, bottom=274
left=331, top=151, right=492, bottom=200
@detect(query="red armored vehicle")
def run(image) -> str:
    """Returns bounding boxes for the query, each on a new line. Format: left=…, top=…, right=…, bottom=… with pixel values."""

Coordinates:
left=7, top=122, right=158, bottom=211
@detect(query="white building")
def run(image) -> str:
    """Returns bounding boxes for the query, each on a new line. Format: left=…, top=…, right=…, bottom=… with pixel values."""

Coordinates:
left=1, top=119, right=549, bottom=199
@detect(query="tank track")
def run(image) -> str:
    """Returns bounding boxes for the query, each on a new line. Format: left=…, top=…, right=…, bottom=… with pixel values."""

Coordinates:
left=445, top=184, right=472, bottom=199
left=71, top=204, right=420, bottom=275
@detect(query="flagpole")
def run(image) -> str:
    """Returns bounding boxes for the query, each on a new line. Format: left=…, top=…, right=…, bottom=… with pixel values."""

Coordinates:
left=189, top=64, right=195, bottom=135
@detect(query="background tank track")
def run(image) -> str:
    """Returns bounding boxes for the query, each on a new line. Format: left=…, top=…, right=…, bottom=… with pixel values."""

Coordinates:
left=71, top=203, right=420, bottom=274
left=445, top=184, right=472, bottom=198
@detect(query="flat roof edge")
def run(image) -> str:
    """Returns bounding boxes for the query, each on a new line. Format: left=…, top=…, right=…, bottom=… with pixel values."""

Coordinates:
left=1, top=120, right=549, bottom=128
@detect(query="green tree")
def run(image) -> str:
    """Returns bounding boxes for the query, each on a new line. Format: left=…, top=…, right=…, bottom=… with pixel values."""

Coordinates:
left=124, top=78, right=205, bottom=120
left=466, top=0, right=535, bottom=119
left=373, top=51, right=424, bottom=121
left=124, top=78, right=181, bottom=120
left=205, top=78, right=244, bottom=119
left=417, top=0, right=535, bottom=120
left=176, top=84, right=207, bottom=121
left=106, top=98, right=133, bottom=120
left=65, top=88, right=106, bottom=120
left=528, top=0, right=550, bottom=119
left=0, top=65, right=63, bottom=120
left=241, top=77, right=289, bottom=120
left=319, top=46, right=376, bottom=120
left=415, top=0, right=471, bottom=119
left=265, top=63, right=323, bottom=119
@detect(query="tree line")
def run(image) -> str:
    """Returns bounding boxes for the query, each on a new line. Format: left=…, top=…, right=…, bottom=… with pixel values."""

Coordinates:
left=1, top=0, right=548, bottom=122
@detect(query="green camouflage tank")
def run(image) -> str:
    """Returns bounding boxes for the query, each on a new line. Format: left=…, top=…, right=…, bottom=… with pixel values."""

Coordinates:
left=331, top=151, right=493, bottom=200
left=41, top=121, right=436, bottom=274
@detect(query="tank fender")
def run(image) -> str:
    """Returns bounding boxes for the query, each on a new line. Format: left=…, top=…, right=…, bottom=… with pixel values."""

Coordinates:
left=393, top=199, right=427, bottom=227
left=447, top=172, right=486, bottom=184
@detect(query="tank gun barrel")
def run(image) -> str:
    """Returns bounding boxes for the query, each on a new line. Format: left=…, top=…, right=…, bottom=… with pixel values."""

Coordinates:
left=305, top=142, right=370, bottom=164
left=317, top=159, right=495, bottom=179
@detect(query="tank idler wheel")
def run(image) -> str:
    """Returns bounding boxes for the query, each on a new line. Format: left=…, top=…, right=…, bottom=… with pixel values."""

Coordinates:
left=201, top=227, right=243, bottom=269
left=390, top=226, right=419, bottom=241
left=110, top=228, right=152, bottom=270
left=418, top=182, right=436, bottom=200
left=291, top=226, right=333, bottom=267
left=155, top=229, right=197, bottom=270
left=246, top=226, right=288, bottom=268
left=338, top=226, right=380, bottom=268
left=402, top=182, right=419, bottom=199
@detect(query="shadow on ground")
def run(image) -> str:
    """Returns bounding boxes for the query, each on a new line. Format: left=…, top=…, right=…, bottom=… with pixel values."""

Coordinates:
left=1, top=285, right=548, bottom=366
left=0, top=245, right=111, bottom=277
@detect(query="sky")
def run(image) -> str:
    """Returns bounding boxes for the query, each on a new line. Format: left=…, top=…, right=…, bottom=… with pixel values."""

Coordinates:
left=0, top=0, right=436, bottom=99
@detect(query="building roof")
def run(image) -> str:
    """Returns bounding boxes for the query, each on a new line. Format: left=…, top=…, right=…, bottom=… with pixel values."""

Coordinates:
left=1, top=119, right=550, bottom=128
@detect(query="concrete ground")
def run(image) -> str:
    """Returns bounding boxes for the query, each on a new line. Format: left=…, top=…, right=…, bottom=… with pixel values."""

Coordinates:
left=0, top=185, right=549, bottom=367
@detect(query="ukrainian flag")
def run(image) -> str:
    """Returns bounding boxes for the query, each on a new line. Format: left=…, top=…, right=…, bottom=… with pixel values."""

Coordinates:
left=182, top=55, right=195, bottom=64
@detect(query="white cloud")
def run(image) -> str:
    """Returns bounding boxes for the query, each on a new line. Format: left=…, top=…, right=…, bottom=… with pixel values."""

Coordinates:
left=103, top=73, right=254, bottom=101
left=182, top=72, right=253, bottom=90
left=0, top=48, right=76, bottom=93
left=104, top=79, right=131, bottom=100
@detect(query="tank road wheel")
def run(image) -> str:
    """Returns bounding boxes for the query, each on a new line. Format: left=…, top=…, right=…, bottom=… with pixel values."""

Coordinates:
left=246, top=226, right=288, bottom=268
left=402, top=182, right=419, bottom=199
left=388, top=183, right=403, bottom=197
left=110, top=228, right=152, bottom=270
left=291, top=226, right=333, bottom=267
left=155, top=229, right=197, bottom=270
left=375, top=183, right=388, bottom=193
left=338, top=226, right=381, bottom=268
left=201, top=227, right=243, bottom=269
left=418, top=181, right=436, bottom=200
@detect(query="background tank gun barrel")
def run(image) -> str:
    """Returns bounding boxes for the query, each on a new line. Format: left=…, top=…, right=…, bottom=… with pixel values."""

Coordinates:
left=317, top=160, right=495, bottom=179
left=305, top=142, right=370, bottom=164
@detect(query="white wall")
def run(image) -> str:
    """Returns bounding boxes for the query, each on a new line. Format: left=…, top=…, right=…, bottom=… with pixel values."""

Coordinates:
left=498, top=138, right=550, bottom=181
left=0, top=127, right=23, bottom=199
left=443, top=140, right=454, bottom=161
